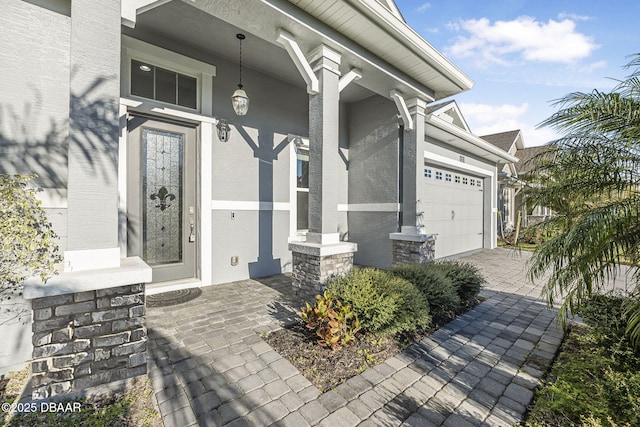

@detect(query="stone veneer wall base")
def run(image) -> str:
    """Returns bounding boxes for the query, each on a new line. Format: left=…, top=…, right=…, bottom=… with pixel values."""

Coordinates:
left=30, top=284, right=147, bottom=399
left=391, top=239, right=435, bottom=264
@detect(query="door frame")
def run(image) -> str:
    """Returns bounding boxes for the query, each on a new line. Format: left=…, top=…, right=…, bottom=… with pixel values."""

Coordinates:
left=126, top=114, right=198, bottom=283
left=118, top=101, right=216, bottom=288
left=118, top=37, right=216, bottom=288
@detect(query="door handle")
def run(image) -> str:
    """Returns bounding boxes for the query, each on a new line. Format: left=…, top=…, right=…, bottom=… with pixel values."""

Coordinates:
left=189, top=217, right=196, bottom=242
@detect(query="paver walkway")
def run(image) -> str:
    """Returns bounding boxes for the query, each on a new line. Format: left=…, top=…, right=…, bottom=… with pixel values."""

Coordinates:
left=146, top=249, right=565, bottom=426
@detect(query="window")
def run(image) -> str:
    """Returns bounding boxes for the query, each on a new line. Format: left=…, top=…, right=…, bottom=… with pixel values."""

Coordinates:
left=455, top=175, right=460, bottom=183
left=462, top=177, right=468, bottom=185
left=445, top=173, right=452, bottom=182
left=296, top=148, right=309, bottom=230
left=424, top=168, right=432, bottom=178
left=435, top=171, right=442, bottom=180
left=131, top=59, right=197, bottom=109
left=476, top=179, right=482, bottom=188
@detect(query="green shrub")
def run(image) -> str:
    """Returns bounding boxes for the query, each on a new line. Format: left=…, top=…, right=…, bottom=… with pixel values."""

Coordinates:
left=434, top=260, right=485, bottom=303
left=328, top=268, right=431, bottom=336
left=300, top=290, right=361, bottom=350
left=525, top=295, right=640, bottom=427
left=389, top=264, right=460, bottom=319
left=1, top=174, right=61, bottom=297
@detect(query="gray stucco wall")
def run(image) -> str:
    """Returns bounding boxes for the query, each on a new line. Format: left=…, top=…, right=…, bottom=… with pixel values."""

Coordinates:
left=0, top=0, right=71, bottom=252
left=347, top=95, right=400, bottom=268
left=124, top=32, right=310, bottom=284
left=209, top=58, right=308, bottom=283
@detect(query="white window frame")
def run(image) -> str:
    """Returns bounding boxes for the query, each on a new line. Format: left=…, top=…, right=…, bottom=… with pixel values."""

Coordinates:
left=121, top=36, right=216, bottom=115
left=289, top=135, right=310, bottom=240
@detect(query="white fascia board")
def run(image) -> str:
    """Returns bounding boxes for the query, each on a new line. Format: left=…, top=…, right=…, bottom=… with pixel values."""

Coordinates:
left=338, top=68, right=362, bottom=93
left=121, top=0, right=172, bottom=28
left=424, top=151, right=493, bottom=178
left=390, top=90, right=413, bottom=130
left=426, top=115, right=519, bottom=164
left=346, top=0, right=473, bottom=91
left=276, top=29, right=319, bottom=94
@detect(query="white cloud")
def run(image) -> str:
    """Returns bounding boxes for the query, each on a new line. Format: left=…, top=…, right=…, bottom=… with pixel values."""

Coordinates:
left=460, top=102, right=557, bottom=147
left=580, top=60, right=607, bottom=73
left=446, top=16, right=599, bottom=65
left=460, top=102, right=529, bottom=124
left=417, top=2, right=431, bottom=13
left=558, top=12, right=592, bottom=21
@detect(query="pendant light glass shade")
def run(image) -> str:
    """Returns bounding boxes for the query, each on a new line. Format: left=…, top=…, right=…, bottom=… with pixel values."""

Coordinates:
left=232, top=86, right=249, bottom=116
left=232, top=34, right=249, bottom=116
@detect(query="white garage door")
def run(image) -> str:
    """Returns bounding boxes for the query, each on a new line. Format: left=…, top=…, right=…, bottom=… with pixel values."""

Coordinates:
left=422, top=166, right=484, bottom=258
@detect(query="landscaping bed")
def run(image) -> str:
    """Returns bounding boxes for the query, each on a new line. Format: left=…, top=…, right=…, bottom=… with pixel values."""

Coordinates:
left=265, top=261, right=485, bottom=392
left=522, top=294, right=640, bottom=427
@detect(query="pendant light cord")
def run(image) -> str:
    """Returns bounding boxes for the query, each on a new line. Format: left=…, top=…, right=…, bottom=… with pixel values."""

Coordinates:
left=238, top=35, right=243, bottom=89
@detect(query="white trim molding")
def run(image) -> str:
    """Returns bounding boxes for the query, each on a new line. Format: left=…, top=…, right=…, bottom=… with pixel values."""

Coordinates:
left=24, top=257, right=152, bottom=299
left=338, top=203, right=400, bottom=212
left=121, top=0, right=173, bottom=28
left=424, top=151, right=493, bottom=177
left=63, top=247, right=121, bottom=272
left=121, top=35, right=216, bottom=115
left=211, top=200, right=291, bottom=211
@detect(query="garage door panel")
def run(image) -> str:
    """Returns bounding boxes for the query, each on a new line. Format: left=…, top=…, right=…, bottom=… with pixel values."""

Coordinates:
left=422, top=165, right=484, bottom=259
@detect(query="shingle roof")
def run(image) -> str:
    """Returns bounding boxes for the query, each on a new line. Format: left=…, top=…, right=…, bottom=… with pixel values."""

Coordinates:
left=515, top=145, right=554, bottom=175
left=480, top=130, right=521, bottom=152
left=425, top=100, right=455, bottom=114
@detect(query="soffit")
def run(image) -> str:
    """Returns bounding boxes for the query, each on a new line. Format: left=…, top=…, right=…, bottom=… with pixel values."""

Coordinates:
left=288, top=0, right=473, bottom=99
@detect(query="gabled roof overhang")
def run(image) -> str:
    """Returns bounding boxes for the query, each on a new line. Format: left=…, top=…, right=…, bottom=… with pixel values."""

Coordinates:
left=287, top=0, right=474, bottom=100
left=426, top=114, right=519, bottom=164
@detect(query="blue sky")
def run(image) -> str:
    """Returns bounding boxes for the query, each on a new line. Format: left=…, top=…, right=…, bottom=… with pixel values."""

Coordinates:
left=395, top=1, right=640, bottom=146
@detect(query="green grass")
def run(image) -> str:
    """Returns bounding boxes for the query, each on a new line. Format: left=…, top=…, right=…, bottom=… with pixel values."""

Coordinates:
left=2, top=375, right=161, bottom=427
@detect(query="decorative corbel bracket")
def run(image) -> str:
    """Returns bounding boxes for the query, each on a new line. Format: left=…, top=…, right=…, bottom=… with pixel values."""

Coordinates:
left=276, top=29, right=319, bottom=95
left=390, top=89, right=413, bottom=130
left=338, top=68, right=362, bottom=93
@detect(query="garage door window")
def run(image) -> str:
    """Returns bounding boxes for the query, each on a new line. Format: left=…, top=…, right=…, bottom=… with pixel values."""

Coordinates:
left=424, top=168, right=432, bottom=178
left=436, top=171, right=442, bottom=180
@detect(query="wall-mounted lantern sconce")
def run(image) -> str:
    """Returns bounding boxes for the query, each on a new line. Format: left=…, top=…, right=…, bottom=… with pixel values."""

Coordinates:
left=231, top=33, right=249, bottom=116
left=216, top=119, right=231, bottom=142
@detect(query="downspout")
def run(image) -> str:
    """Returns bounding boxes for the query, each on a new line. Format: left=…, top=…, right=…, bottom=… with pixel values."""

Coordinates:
left=397, top=121, right=404, bottom=232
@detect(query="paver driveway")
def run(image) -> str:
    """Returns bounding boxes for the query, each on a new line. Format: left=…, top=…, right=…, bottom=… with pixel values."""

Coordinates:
left=146, top=249, right=565, bottom=426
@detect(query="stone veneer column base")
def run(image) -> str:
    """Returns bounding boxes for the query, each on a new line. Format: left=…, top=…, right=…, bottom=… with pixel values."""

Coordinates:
left=289, top=241, right=357, bottom=294
left=23, top=257, right=151, bottom=400
left=389, top=231, right=437, bottom=264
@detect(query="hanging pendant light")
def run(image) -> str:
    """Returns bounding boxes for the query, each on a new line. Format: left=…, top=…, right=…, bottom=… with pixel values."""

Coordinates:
left=232, top=33, right=249, bottom=116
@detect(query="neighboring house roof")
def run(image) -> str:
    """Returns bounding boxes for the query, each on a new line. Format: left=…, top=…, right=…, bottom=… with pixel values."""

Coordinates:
left=514, top=145, right=553, bottom=175
left=426, top=100, right=470, bottom=132
left=425, top=101, right=519, bottom=164
left=480, top=130, right=522, bottom=152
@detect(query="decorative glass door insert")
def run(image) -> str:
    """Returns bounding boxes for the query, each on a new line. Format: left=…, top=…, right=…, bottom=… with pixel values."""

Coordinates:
left=127, top=116, right=196, bottom=283
left=142, top=128, right=183, bottom=265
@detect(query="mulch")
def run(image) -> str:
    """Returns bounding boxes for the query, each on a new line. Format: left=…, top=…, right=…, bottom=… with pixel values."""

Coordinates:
left=265, top=297, right=482, bottom=392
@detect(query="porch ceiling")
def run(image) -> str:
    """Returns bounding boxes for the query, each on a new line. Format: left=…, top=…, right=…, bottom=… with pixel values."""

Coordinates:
left=125, top=0, right=470, bottom=104
left=123, top=0, right=374, bottom=103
